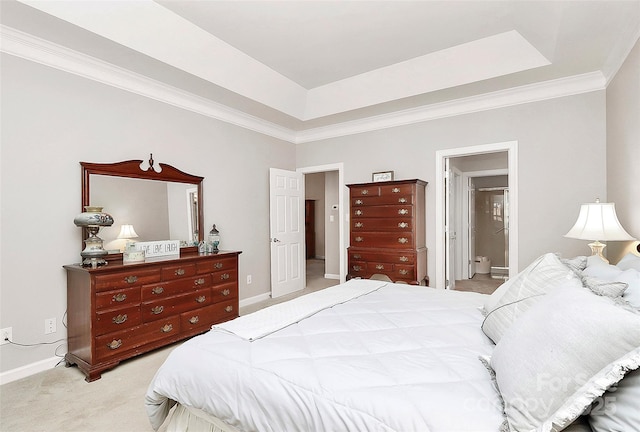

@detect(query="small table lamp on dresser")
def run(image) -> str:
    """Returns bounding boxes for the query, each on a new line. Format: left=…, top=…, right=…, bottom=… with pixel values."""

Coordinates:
left=565, top=198, right=636, bottom=263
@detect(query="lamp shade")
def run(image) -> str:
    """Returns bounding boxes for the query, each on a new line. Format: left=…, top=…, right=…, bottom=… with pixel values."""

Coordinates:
left=117, top=224, right=139, bottom=240
left=565, top=201, right=635, bottom=241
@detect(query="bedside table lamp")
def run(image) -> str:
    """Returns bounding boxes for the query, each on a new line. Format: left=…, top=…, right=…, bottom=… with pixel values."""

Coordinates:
left=565, top=199, right=636, bottom=263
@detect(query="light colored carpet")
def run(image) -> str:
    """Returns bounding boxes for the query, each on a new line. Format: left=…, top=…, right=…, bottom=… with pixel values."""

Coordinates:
left=454, top=273, right=504, bottom=295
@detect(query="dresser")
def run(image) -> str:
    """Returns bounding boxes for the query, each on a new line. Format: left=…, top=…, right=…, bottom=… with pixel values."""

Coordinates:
left=347, top=179, right=427, bottom=285
left=64, top=251, right=241, bottom=381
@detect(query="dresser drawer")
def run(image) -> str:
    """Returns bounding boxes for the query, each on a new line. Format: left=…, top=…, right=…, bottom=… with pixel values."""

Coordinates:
left=349, top=261, right=368, bottom=276
left=350, top=185, right=380, bottom=197
left=211, top=282, right=238, bottom=302
left=95, top=317, right=180, bottom=361
left=141, top=288, right=212, bottom=322
left=210, top=269, right=238, bottom=285
left=349, top=250, right=416, bottom=264
left=351, top=232, right=414, bottom=249
left=141, top=275, right=212, bottom=301
left=352, top=205, right=413, bottom=218
left=95, top=305, right=142, bottom=336
left=351, top=194, right=413, bottom=207
left=380, top=183, right=415, bottom=196
left=95, top=286, right=141, bottom=310
left=161, top=263, right=196, bottom=281
left=94, top=268, right=161, bottom=292
left=393, top=265, right=415, bottom=280
left=180, top=299, right=237, bottom=332
left=351, top=218, right=412, bottom=231
left=367, top=262, right=394, bottom=273
left=196, top=257, right=238, bottom=274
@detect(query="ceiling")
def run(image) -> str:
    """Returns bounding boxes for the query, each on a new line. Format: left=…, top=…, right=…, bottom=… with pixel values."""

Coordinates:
left=2, top=0, right=639, bottom=141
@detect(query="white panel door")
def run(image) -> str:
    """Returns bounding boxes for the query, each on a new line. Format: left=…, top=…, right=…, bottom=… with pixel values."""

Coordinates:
left=468, top=177, right=477, bottom=278
left=269, top=168, right=305, bottom=298
left=444, top=159, right=456, bottom=289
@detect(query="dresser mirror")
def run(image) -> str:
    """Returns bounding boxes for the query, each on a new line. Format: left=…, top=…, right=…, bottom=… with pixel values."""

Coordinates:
left=80, top=155, right=204, bottom=258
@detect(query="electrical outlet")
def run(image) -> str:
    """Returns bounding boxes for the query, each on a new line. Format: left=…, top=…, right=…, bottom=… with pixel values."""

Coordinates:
left=247, top=275, right=252, bottom=284
left=45, top=318, right=56, bottom=335
left=1, top=327, right=12, bottom=345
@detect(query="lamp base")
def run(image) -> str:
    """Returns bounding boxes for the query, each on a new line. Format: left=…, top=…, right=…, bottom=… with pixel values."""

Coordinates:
left=588, top=240, right=608, bottom=264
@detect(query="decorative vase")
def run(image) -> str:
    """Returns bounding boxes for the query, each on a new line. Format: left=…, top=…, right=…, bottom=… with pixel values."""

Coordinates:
left=74, top=206, right=114, bottom=267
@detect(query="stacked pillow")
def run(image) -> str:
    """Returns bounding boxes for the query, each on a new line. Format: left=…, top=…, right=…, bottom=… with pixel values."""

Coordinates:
left=481, top=252, right=640, bottom=432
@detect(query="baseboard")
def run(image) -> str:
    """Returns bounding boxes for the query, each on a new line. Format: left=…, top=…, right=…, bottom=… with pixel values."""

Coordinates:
left=239, top=292, right=271, bottom=308
left=0, top=356, right=62, bottom=385
left=324, top=273, right=340, bottom=280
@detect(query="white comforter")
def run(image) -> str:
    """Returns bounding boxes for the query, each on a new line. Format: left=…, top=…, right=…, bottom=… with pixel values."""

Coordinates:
left=146, top=280, right=504, bottom=432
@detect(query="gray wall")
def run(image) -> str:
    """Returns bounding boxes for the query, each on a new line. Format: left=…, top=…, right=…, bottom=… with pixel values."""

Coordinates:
left=296, top=91, right=608, bottom=275
left=0, top=54, right=295, bottom=373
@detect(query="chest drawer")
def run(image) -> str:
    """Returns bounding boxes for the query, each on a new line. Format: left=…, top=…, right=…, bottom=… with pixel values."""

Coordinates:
left=211, top=282, right=238, bottom=302
left=210, top=269, right=238, bottom=285
left=351, top=218, right=412, bottom=231
left=161, top=263, right=196, bottom=280
left=379, top=183, right=415, bottom=196
left=141, top=288, right=212, bottom=322
left=180, top=299, right=237, bottom=332
left=351, top=232, right=414, bottom=249
left=196, top=257, right=237, bottom=274
left=351, top=194, right=413, bottom=207
left=95, top=286, right=141, bottom=310
left=141, top=275, right=212, bottom=301
left=95, top=305, right=142, bottom=336
left=352, top=205, right=413, bottom=219
left=349, top=250, right=416, bottom=264
left=95, top=317, right=180, bottom=361
left=94, top=268, right=161, bottom=292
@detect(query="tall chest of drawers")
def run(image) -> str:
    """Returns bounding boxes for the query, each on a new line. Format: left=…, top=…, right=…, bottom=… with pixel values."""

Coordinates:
left=64, top=251, right=241, bottom=381
left=347, top=179, right=427, bottom=285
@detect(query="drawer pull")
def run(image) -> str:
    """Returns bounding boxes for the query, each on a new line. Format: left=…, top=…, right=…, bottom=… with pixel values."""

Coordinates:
left=398, top=238, right=409, bottom=244
left=112, top=314, right=128, bottom=325
left=352, top=254, right=362, bottom=259
left=355, top=210, right=363, bottom=216
left=107, top=339, right=122, bottom=350
left=220, top=273, right=230, bottom=280
left=355, top=199, right=364, bottom=205
left=160, top=324, right=173, bottom=333
left=398, top=209, right=409, bottom=215
left=194, top=278, right=206, bottom=286
left=124, top=275, right=138, bottom=284
left=151, top=306, right=164, bottom=315
left=399, top=256, right=409, bottom=262
left=222, top=289, right=230, bottom=296
left=151, top=286, right=164, bottom=295
left=189, top=316, right=200, bottom=325
left=225, top=306, right=234, bottom=313
left=352, top=265, right=363, bottom=271
left=195, top=295, right=206, bottom=303
left=375, top=264, right=385, bottom=270
left=360, top=189, right=369, bottom=195
left=113, top=293, right=127, bottom=302
left=392, top=188, right=401, bottom=193
left=399, top=269, right=409, bottom=275
left=398, top=222, right=409, bottom=228
left=354, top=222, right=364, bottom=228
left=214, top=262, right=223, bottom=269
left=174, top=268, right=185, bottom=276
left=355, top=236, right=363, bottom=242
left=398, top=198, right=407, bottom=203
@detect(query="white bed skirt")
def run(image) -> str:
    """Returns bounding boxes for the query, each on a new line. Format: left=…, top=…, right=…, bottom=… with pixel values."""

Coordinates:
left=166, top=404, right=240, bottom=432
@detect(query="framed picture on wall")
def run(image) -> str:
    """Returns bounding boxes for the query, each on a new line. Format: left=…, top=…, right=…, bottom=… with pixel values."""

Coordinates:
left=372, top=171, right=394, bottom=182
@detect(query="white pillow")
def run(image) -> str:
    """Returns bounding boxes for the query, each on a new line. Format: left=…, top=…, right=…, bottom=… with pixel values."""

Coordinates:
left=618, top=269, right=640, bottom=308
left=589, top=367, right=640, bottom=432
left=482, top=253, right=581, bottom=344
left=489, top=286, right=640, bottom=432
left=617, top=253, right=640, bottom=272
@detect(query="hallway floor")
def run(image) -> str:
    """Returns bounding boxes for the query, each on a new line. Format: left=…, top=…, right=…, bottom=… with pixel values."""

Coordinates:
left=454, top=273, right=504, bottom=295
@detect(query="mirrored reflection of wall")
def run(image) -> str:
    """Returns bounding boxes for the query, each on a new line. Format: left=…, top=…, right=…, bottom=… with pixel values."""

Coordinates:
left=90, top=175, right=173, bottom=251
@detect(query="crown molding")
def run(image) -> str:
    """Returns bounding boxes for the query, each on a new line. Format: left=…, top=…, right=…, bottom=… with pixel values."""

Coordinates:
left=2, top=25, right=607, bottom=145
left=0, top=25, right=297, bottom=143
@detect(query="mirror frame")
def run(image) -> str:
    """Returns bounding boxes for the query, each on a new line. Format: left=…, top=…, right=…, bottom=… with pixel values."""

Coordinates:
left=80, top=156, right=204, bottom=259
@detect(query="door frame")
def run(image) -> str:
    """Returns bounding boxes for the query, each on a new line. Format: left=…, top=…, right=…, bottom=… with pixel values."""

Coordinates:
left=297, top=163, right=346, bottom=283
left=435, top=141, right=519, bottom=289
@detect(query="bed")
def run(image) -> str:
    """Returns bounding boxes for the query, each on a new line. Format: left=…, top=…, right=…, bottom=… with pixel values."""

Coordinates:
left=146, top=253, right=640, bottom=432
